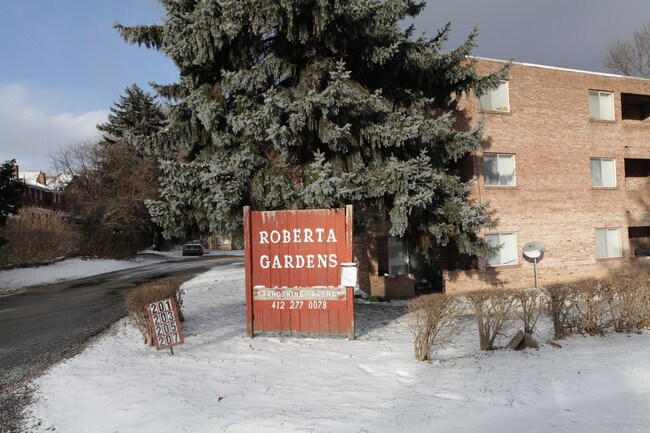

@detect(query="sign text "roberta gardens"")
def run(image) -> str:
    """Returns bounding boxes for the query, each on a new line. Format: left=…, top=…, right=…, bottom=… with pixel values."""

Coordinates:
left=258, top=227, right=339, bottom=270
left=259, top=228, right=338, bottom=244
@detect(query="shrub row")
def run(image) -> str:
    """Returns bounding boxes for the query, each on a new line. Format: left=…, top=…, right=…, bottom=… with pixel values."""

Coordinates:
left=545, top=275, right=650, bottom=339
left=0, top=209, right=83, bottom=268
left=408, top=274, right=650, bottom=360
left=125, top=277, right=184, bottom=346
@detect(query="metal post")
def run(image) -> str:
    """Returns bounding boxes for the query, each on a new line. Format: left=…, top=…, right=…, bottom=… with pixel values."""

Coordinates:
left=533, top=258, right=538, bottom=289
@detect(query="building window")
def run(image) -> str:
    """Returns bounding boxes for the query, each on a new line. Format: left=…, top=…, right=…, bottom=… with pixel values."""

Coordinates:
left=595, top=228, right=622, bottom=258
left=484, top=153, right=516, bottom=186
left=387, top=236, right=409, bottom=275
left=589, top=90, right=614, bottom=121
left=485, top=232, right=518, bottom=266
left=628, top=226, right=650, bottom=257
left=479, top=81, right=509, bottom=112
left=621, top=93, right=650, bottom=121
left=591, top=157, right=616, bottom=187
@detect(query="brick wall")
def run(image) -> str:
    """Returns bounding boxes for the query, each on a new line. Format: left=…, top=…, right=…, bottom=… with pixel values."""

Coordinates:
left=446, top=59, right=650, bottom=292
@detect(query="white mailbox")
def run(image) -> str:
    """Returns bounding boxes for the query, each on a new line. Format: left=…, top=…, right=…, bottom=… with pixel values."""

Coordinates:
left=340, top=262, right=358, bottom=287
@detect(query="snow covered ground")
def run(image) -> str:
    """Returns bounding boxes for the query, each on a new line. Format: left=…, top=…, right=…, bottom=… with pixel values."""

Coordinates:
left=0, top=248, right=242, bottom=292
left=0, top=256, right=167, bottom=292
left=24, top=264, right=650, bottom=433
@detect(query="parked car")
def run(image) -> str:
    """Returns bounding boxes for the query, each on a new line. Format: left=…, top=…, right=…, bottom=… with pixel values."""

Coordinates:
left=182, top=241, right=205, bottom=256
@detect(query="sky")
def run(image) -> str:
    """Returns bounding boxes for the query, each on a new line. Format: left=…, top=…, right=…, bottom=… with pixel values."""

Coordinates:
left=1, top=0, right=649, bottom=172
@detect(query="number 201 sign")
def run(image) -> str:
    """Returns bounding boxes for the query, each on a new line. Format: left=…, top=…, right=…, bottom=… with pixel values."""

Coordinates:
left=147, top=298, right=184, bottom=350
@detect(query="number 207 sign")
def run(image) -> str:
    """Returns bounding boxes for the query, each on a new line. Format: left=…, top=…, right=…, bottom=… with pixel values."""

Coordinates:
left=147, top=298, right=184, bottom=350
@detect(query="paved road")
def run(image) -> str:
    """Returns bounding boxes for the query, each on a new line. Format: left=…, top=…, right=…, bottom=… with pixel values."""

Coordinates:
left=0, top=255, right=243, bottom=385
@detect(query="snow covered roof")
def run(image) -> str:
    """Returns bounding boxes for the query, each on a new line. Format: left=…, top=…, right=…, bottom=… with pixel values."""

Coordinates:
left=20, top=171, right=45, bottom=186
left=472, top=55, right=650, bottom=82
left=17, top=170, right=72, bottom=191
left=46, top=174, right=73, bottom=190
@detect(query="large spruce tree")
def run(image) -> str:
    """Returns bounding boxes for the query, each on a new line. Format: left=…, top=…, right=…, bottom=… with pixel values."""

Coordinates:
left=116, top=0, right=506, bottom=256
left=97, top=84, right=168, bottom=143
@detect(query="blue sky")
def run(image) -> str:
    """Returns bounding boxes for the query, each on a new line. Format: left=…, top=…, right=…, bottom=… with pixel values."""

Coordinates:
left=2, top=0, right=649, bottom=172
left=0, top=0, right=176, bottom=172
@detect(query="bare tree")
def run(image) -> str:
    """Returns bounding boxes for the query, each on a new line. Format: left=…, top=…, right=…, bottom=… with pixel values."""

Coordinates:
left=604, top=23, right=650, bottom=78
left=51, top=140, right=161, bottom=257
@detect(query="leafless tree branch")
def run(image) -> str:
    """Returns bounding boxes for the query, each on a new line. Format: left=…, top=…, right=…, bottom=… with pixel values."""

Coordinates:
left=604, top=23, right=650, bottom=78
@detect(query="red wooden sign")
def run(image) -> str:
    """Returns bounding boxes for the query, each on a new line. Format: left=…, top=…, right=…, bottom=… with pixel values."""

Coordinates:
left=147, top=297, right=184, bottom=350
left=244, top=206, right=355, bottom=339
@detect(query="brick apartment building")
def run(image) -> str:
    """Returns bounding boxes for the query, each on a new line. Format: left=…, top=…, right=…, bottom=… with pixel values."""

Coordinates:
left=447, top=58, right=650, bottom=292
left=358, top=58, right=650, bottom=297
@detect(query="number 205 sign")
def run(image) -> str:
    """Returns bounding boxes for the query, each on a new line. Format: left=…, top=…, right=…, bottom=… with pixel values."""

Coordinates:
left=147, top=298, right=184, bottom=350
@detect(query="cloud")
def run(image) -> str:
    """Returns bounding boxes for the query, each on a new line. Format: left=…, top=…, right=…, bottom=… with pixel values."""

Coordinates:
left=0, top=84, right=108, bottom=172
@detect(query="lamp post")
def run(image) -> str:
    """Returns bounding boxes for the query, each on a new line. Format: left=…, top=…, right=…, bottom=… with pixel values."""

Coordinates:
left=522, top=242, right=545, bottom=289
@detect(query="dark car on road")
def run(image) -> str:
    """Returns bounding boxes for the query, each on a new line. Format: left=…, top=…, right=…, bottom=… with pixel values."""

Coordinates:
left=182, top=242, right=205, bottom=256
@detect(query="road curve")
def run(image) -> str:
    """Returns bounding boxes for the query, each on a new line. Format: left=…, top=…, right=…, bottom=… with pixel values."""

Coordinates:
left=0, top=255, right=244, bottom=385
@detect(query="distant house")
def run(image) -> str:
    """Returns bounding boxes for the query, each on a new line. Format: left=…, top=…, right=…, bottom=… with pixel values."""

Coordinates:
left=13, top=165, right=70, bottom=211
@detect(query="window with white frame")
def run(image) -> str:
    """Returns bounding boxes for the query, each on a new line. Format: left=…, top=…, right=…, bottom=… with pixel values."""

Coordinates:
left=485, top=232, right=518, bottom=266
left=591, top=157, right=616, bottom=187
left=484, top=153, right=516, bottom=186
left=479, top=81, right=509, bottom=112
left=589, top=90, right=614, bottom=121
left=595, top=228, right=622, bottom=258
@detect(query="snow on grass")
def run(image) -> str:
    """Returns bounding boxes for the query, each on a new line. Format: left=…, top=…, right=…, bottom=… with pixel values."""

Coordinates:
left=0, top=256, right=164, bottom=291
left=26, top=264, right=650, bottom=433
left=0, top=248, right=243, bottom=292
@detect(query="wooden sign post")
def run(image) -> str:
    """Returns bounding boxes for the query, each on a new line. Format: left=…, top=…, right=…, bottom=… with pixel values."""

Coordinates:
left=147, top=297, right=184, bottom=351
left=244, top=206, right=355, bottom=339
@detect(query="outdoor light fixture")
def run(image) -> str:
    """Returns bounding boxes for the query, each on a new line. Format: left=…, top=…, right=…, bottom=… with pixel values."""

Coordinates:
left=522, top=241, right=545, bottom=289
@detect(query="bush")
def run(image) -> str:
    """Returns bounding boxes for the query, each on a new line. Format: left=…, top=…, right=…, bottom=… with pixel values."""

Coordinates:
left=545, top=277, right=647, bottom=339
left=465, top=289, right=516, bottom=350
left=608, top=274, right=650, bottom=333
left=408, top=293, right=462, bottom=361
left=0, top=209, right=83, bottom=268
left=512, top=288, right=544, bottom=335
left=572, top=278, right=613, bottom=335
left=543, top=283, right=575, bottom=340
left=125, top=277, right=183, bottom=346
left=544, top=281, right=603, bottom=339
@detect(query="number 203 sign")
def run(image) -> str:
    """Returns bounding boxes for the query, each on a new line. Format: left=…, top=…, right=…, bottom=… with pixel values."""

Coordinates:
left=147, top=297, right=184, bottom=350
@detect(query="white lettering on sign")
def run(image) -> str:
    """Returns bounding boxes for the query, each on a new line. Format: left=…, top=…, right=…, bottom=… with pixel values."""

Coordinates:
left=253, top=287, right=347, bottom=301
left=259, top=228, right=337, bottom=244
left=271, top=300, right=328, bottom=310
left=259, top=253, right=338, bottom=269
